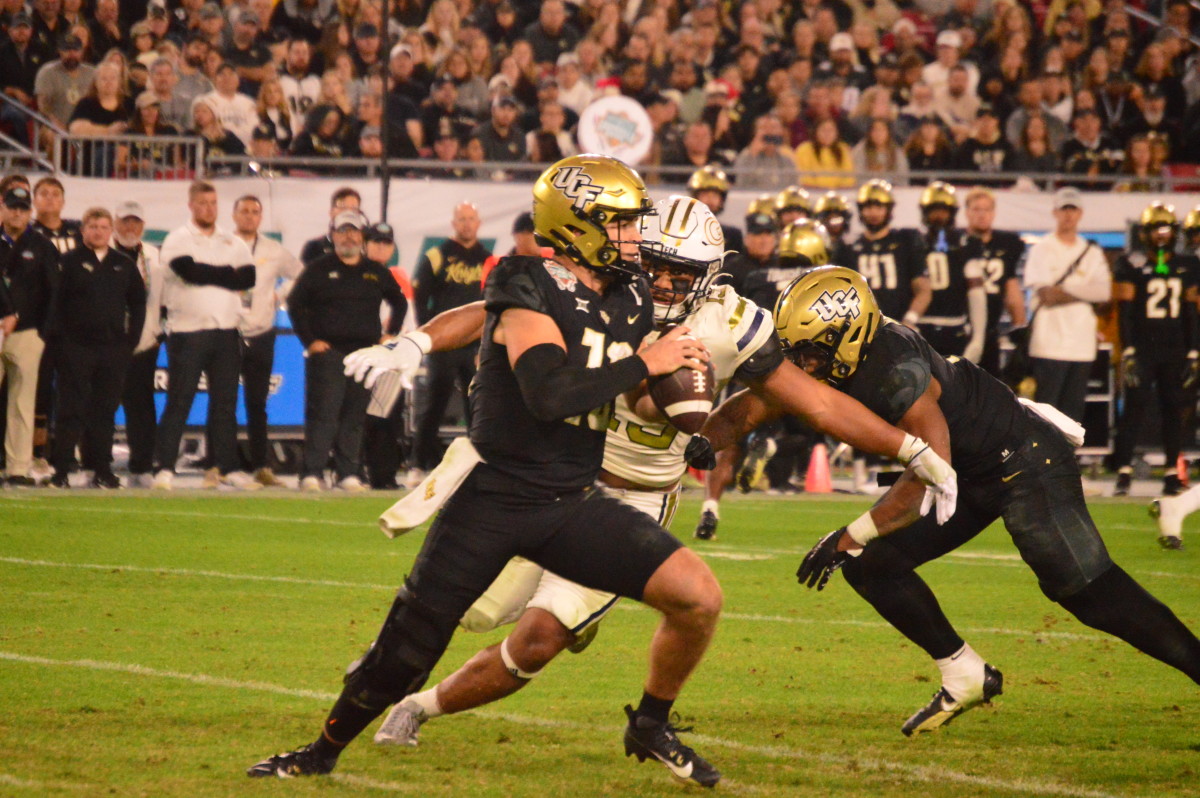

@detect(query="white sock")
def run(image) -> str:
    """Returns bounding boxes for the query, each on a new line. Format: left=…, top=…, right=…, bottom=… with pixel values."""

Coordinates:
left=406, top=686, right=443, bottom=719
left=935, top=643, right=985, bottom=704
left=702, top=499, right=720, bottom=518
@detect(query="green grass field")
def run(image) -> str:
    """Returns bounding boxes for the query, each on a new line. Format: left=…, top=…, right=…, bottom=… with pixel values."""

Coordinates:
left=1, top=490, right=1197, bottom=797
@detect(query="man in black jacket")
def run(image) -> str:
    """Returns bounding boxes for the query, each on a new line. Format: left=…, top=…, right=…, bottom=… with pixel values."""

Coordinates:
left=0, top=186, right=58, bottom=486
left=46, top=208, right=146, bottom=489
left=288, top=210, right=406, bottom=492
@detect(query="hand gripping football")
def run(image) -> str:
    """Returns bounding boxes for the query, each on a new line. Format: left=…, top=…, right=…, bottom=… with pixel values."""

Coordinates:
left=648, top=358, right=716, bottom=435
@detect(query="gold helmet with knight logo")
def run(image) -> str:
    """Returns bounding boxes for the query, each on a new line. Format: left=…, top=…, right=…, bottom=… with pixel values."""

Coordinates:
left=778, top=219, right=832, bottom=269
left=773, top=266, right=881, bottom=385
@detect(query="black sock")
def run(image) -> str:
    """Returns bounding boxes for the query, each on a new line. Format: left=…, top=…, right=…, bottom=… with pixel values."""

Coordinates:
left=636, top=691, right=674, bottom=725
left=1058, top=565, right=1200, bottom=685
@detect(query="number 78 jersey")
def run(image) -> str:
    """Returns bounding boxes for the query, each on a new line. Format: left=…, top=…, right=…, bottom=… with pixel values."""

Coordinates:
left=1114, top=251, right=1200, bottom=349
left=602, top=284, right=776, bottom=489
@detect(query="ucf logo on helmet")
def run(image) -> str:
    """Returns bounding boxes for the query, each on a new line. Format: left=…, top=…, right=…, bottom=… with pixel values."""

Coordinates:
left=810, top=287, right=862, bottom=322
left=552, top=166, right=605, bottom=210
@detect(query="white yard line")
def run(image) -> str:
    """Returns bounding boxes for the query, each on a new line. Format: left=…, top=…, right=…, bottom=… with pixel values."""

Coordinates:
left=0, top=651, right=1126, bottom=798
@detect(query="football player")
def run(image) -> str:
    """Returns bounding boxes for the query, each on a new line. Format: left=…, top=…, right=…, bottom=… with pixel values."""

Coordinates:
left=350, top=196, right=959, bottom=761
left=1184, top=206, right=1200, bottom=253
left=774, top=185, right=813, bottom=227
left=1112, top=202, right=1200, bottom=499
left=960, top=187, right=1027, bottom=378
left=849, top=179, right=931, bottom=328
left=703, top=265, right=1200, bottom=735
left=916, top=181, right=987, bottom=362
left=687, top=164, right=743, bottom=256
left=814, top=191, right=853, bottom=267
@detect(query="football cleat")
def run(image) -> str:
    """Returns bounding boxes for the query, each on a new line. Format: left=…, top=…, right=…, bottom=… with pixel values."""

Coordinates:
left=1158, top=534, right=1184, bottom=550
left=1163, top=474, right=1184, bottom=496
left=91, top=471, right=122, bottom=489
left=623, top=705, right=721, bottom=788
left=694, top=510, right=718, bottom=541
left=374, top=699, right=425, bottom=747
left=246, top=743, right=337, bottom=778
left=1114, top=471, right=1132, bottom=497
left=736, top=437, right=777, bottom=493
left=901, top=663, right=1003, bottom=737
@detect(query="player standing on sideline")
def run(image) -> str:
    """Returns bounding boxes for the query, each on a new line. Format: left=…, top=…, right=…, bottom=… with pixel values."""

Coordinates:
left=774, top=185, right=812, bottom=228
left=706, top=265, right=1200, bottom=736
left=814, top=191, right=853, bottom=269
left=299, top=187, right=361, bottom=265
left=1112, top=202, right=1200, bottom=500
left=687, top=164, right=744, bottom=257
left=915, top=182, right=987, bottom=362
left=959, top=187, right=1026, bottom=379
left=849, top=179, right=931, bottom=328
left=349, top=198, right=957, bottom=751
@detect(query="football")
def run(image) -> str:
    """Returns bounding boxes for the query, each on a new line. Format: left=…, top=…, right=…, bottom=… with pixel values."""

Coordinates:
left=648, top=360, right=717, bottom=435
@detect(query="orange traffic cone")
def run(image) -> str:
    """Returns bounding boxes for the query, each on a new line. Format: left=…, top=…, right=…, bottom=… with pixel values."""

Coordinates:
left=805, top=443, right=832, bottom=493
left=1177, top=455, right=1191, bottom=488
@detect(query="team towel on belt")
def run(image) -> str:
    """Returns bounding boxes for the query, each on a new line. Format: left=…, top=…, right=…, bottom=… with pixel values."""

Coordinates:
left=1019, top=398, right=1087, bottom=447
left=379, top=437, right=484, bottom=538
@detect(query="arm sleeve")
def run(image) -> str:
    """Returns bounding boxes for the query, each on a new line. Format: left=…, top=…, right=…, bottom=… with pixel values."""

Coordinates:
left=512, top=342, right=649, bottom=422
left=287, top=271, right=315, bottom=348
left=379, top=265, right=408, bottom=335
left=412, top=252, right=435, bottom=324
left=169, top=257, right=256, bottom=290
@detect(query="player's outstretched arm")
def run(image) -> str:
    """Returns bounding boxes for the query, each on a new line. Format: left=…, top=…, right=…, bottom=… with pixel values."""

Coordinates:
left=345, top=301, right=487, bottom=389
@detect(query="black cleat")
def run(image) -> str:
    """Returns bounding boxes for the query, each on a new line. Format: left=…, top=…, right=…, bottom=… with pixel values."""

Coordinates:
left=91, top=471, right=122, bottom=490
left=246, top=743, right=337, bottom=778
left=735, top=437, right=776, bottom=493
left=623, top=705, right=720, bottom=788
left=901, top=664, right=1004, bottom=736
left=1158, top=535, right=1185, bottom=550
left=1163, top=475, right=1184, bottom=496
left=1114, top=471, right=1132, bottom=497
left=6, top=474, right=37, bottom=487
left=47, top=473, right=70, bottom=489
left=694, top=510, right=718, bottom=541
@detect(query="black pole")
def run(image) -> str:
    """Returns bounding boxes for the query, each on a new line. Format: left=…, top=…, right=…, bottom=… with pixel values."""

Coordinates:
left=379, top=0, right=392, bottom=220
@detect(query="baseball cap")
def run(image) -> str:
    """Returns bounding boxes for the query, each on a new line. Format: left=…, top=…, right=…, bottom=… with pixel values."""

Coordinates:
left=115, top=200, right=144, bottom=219
left=3, top=187, right=31, bottom=209
left=332, top=210, right=368, bottom=231
left=877, top=52, right=900, bottom=69
left=829, top=32, right=854, bottom=52
left=488, top=73, right=513, bottom=92
left=365, top=222, right=395, bottom=243
left=493, top=94, right=519, bottom=109
left=432, top=73, right=455, bottom=88
left=745, top=212, right=777, bottom=234
left=354, top=22, right=379, bottom=38
left=512, top=212, right=535, bottom=235
left=936, top=30, right=962, bottom=49
left=233, top=7, right=258, bottom=25
left=58, top=33, right=83, bottom=51
left=892, top=17, right=917, bottom=34
left=556, top=52, right=579, bottom=68
left=976, top=102, right=998, bottom=118
left=9, top=11, right=31, bottom=27
left=198, top=2, right=223, bottom=20
left=1053, top=186, right=1082, bottom=210
left=131, top=20, right=152, bottom=37
left=135, top=91, right=162, bottom=110
left=147, top=4, right=167, bottom=18
left=537, top=76, right=558, bottom=91
left=390, top=43, right=413, bottom=59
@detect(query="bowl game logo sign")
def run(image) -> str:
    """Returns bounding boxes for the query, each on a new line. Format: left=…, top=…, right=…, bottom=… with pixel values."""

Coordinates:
left=577, top=95, right=653, bottom=165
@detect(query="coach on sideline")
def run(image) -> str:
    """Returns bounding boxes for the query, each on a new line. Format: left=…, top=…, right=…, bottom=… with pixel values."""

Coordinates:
left=153, top=180, right=259, bottom=491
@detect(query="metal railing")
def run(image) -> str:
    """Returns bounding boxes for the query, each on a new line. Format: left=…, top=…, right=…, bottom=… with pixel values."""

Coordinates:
left=51, top=133, right=205, bottom=179
left=0, top=94, right=62, bottom=173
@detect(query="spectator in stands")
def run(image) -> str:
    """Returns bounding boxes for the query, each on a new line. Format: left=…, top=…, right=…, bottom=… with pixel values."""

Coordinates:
left=895, top=81, right=937, bottom=143
left=1095, top=70, right=1138, bottom=140
left=815, top=32, right=870, bottom=94
left=848, top=84, right=898, bottom=142
left=45, top=206, right=144, bottom=489
left=129, top=22, right=157, bottom=67
left=355, top=89, right=420, bottom=158
left=1005, top=75, right=1068, bottom=154
left=200, top=62, right=257, bottom=146
left=191, top=95, right=246, bottom=168
left=1042, top=69, right=1073, bottom=126
left=733, top=114, right=796, bottom=190
left=1011, top=113, right=1060, bottom=178
left=195, top=3, right=225, bottom=51
left=419, top=0, right=460, bottom=66
left=290, top=209, right=405, bottom=493
left=1023, top=186, right=1111, bottom=425
left=254, top=78, right=294, bottom=153
left=904, top=115, right=954, bottom=184
left=175, top=33, right=215, bottom=109
left=0, top=13, right=48, bottom=147
left=1111, top=134, right=1164, bottom=193
left=387, top=42, right=426, bottom=106
left=441, top=47, right=488, bottom=119
left=121, top=92, right=181, bottom=178
left=145, top=58, right=193, bottom=132
left=952, top=104, right=1015, bottom=187
left=291, top=102, right=348, bottom=158
left=0, top=186, right=58, bottom=487
left=1127, top=85, right=1181, bottom=158
left=154, top=180, right=259, bottom=491
left=34, top=34, right=95, bottom=140
left=1060, top=107, right=1123, bottom=190
left=67, top=62, right=131, bottom=173
left=524, top=0, right=579, bottom=70
left=316, top=64, right=354, bottom=119
left=278, top=37, right=319, bottom=135
left=88, top=0, right=122, bottom=61
left=553, top=51, right=591, bottom=116
left=31, top=175, right=80, bottom=254
left=850, top=118, right=908, bottom=182
left=525, top=99, right=576, bottom=163
left=923, top=30, right=979, bottom=96
left=470, top=94, right=524, bottom=163
left=270, top=0, right=337, bottom=46
left=420, top=74, right=474, bottom=147
left=793, top=116, right=853, bottom=189
left=1136, top=41, right=1187, bottom=122
left=977, top=3, right=1036, bottom=66
left=224, top=7, right=273, bottom=96
left=932, top=63, right=979, bottom=144
left=30, top=0, right=68, bottom=61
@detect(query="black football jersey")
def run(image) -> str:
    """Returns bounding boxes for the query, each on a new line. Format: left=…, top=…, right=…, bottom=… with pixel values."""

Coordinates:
left=921, top=227, right=970, bottom=320
left=741, top=262, right=810, bottom=315
left=31, top=218, right=82, bottom=257
left=1114, top=251, right=1200, bottom=349
left=841, top=321, right=1027, bottom=479
left=850, top=228, right=929, bottom=320
left=470, top=256, right=655, bottom=491
left=961, top=230, right=1025, bottom=332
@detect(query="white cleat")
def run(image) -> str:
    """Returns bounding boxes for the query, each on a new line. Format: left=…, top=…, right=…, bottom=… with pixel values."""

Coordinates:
left=337, top=476, right=369, bottom=493
left=151, top=469, right=174, bottom=491
left=221, top=470, right=263, bottom=491
left=299, top=476, right=324, bottom=493
left=374, top=700, right=425, bottom=747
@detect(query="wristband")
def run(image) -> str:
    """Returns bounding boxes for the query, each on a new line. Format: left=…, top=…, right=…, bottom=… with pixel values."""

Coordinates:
left=896, top=433, right=927, bottom=464
left=903, top=310, right=920, bottom=326
left=845, top=512, right=879, bottom=546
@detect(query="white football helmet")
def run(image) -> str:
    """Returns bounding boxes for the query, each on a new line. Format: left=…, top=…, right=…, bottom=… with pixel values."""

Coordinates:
left=639, top=194, right=726, bottom=325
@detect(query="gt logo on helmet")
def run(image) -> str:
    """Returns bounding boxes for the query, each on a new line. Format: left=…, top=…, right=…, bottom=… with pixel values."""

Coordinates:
left=810, top=288, right=861, bottom=322
left=552, top=166, right=605, bottom=210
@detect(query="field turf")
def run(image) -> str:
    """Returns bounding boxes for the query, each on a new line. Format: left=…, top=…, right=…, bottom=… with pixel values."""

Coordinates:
left=1, top=490, right=1197, bottom=797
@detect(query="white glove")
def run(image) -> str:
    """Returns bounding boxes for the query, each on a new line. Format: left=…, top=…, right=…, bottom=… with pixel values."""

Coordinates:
left=343, top=330, right=431, bottom=390
left=897, top=434, right=958, bottom=524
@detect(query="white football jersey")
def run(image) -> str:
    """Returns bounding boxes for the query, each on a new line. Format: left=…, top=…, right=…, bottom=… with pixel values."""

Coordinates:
left=602, top=284, right=775, bottom=488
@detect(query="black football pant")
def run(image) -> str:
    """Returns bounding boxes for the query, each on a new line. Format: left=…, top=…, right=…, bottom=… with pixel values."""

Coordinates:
left=363, top=393, right=408, bottom=487
left=1112, top=346, right=1188, bottom=470
left=1030, top=357, right=1091, bottom=423
left=302, top=347, right=370, bottom=481
left=412, top=346, right=477, bottom=471
left=52, top=340, right=130, bottom=475
left=121, top=345, right=159, bottom=475
left=240, top=330, right=275, bottom=471
left=155, top=329, right=241, bottom=475
left=839, top=413, right=1200, bottom=682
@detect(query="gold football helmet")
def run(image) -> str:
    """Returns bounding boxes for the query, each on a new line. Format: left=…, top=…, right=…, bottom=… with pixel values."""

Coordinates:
left=919, top=180, right=958, bottom=229
left=746, top=193, right=776, bottom=220
left=1139, top=200, right=1178, bottom=251
left=814, top=192, right=850, bottom=237
left=856, top=179, right=894, bottom=232
left=532, top=153, right=654, bottom=281
left=778, top=219, right=832, bottom=269
left=774, top=185, right=813, bottom=221
left=687, top=165, right=731, bottom=197
left=773, top=266, right=881, bottom=385
left=1184, top=205, right=1200, bottom=244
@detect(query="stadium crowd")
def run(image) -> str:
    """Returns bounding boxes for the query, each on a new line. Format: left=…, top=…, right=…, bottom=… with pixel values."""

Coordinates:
left=1, top=0, right=1199, bottom=184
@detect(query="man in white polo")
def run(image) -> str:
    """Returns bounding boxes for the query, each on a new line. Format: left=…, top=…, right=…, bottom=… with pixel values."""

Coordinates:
left=153, top=180, right=260, bottom=490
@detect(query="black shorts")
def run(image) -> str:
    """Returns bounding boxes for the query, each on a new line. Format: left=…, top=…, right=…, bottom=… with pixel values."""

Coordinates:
left=863, top=412, right=1113, bottom=600
left=405, top=463, right=684, bottom=627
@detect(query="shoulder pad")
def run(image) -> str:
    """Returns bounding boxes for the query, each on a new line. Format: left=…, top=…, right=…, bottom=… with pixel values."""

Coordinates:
left=484, top=256, right=552, bottom=316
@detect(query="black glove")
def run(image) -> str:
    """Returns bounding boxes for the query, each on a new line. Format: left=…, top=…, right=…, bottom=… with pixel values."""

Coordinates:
left=169, top=255, right=199, bottom=282
left=797, top=527, right=852, bottom=591
left=685, top=434, right=717, bottom=470
left=1183, top=351, right=1200, bottom=391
